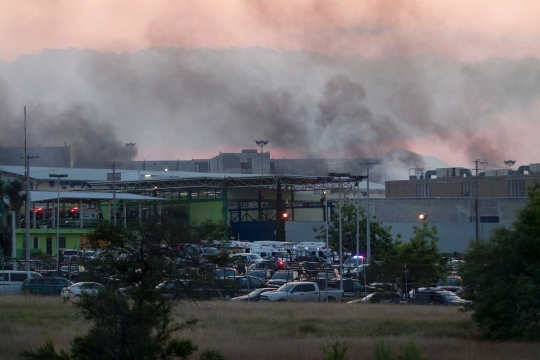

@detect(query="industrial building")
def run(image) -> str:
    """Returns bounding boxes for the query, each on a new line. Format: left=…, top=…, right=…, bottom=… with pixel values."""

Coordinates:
left=1, top=144, right=539, bottom=255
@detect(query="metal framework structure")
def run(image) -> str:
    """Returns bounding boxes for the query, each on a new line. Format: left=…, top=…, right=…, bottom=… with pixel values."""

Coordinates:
left=88, top=175, right=363, bottom=193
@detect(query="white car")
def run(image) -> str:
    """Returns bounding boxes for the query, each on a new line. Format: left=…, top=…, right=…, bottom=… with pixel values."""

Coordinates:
left=229, top=253, right=264, bottom=264
left=61, top=282, right=103, bottom=298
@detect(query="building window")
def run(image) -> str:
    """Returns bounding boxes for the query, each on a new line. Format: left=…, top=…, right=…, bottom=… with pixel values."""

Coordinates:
left=509, top=179, right=525, bottom=197
left=33, top=236, right=39, bottom=249
left=59, top=237, right=66, bottom=248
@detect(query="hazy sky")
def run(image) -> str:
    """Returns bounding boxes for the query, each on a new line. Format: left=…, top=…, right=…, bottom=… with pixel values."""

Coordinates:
left=1, top=0, right=540, bottom=169
left=2, top=0, right=540, bottom=62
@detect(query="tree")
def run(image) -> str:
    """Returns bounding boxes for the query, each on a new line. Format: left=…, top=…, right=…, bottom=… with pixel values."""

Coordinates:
left=1, top=179, right=25, bottom=258
left=461, top=184, right=540, bottom=340
left=313, top=200, right=395, bottom=260
left=22, top=219, right=199, bottom=360
left=374, top=223, right=448, bottom=288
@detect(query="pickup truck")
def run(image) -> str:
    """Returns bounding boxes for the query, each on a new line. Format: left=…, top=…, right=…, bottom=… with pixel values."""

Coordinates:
left=259, top=281, right=343, bottom=302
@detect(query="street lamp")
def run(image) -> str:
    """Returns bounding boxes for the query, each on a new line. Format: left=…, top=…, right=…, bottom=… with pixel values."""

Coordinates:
left=328, top=172, right=349, bottom=291
left=125, top=142, right=136, bottom=162
left=419, top=214, right=427, bottom=222
left=255, top=140, right=268, bottom=176
left=49, top=174, right=68, bottom=271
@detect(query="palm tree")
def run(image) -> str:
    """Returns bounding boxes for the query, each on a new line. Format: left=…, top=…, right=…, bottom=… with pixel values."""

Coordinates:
left=4, top=179, right=25, bottom=259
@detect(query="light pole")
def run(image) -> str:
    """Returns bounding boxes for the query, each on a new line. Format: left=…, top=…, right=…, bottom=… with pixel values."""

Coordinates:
left=255, top=140, right=268, bottom=176
left=419, top=214, right=427, bottom=222
left=329, top=172, right=349, bottom=291
left=324, top=189, right=329, bottom=252
left=360, top=160, right=378, bottom=261
left=348, top=175, right=365, bottom=271
left=360, top=255, right=367, bottom=296
left=125, top=142, right=136, bottom=162
left=49, top=174, right=68, bottom=271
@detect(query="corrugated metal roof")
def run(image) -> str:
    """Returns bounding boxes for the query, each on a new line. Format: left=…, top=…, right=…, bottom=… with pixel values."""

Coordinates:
left=0, top=165, right=260, bottom=181
left=29, top=191, right=164, bottom=202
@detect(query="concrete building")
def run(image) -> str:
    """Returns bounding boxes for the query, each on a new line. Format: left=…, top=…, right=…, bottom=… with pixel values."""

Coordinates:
left=0, top=146, right=70, bottom=167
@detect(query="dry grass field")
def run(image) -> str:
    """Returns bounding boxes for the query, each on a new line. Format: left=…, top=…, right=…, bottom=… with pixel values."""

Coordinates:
left=0, top=295, right=539, bottom=360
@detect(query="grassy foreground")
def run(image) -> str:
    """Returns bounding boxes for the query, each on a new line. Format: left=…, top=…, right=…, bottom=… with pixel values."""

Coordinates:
left=0, top=296, right=539, bottom=360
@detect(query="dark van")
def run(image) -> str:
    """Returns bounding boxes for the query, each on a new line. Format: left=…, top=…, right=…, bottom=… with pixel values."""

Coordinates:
left=22, top=277, right=73, bottom=295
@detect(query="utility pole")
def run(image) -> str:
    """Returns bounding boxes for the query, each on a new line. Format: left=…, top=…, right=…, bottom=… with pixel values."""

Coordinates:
left=329, top=172, right=349, bottom=291
left=474, top=159, right=486, bottom=240
left=360, top=160, right=378, bottom=261
left=112, top=162, right=121, bottom=226
left=22, top=107, right=39, bottom=270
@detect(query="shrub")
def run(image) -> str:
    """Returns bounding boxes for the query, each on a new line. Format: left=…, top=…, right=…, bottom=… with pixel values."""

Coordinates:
left=322, top=340, right=348, bottom=360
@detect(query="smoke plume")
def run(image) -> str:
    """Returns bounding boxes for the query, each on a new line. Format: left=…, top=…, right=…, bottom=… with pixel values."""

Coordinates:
left=0, top=48, right=539, bottom=173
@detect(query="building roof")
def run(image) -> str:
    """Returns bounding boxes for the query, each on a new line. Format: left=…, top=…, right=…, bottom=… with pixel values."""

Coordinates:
left=0, top=165, right=383, bottom=191
left=0, top=165, right=259, bottom=182
left=28, top=191, right=164, bottom=203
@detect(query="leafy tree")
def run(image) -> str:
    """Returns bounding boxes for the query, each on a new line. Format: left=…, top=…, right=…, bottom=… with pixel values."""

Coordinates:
left=22, top=219, right=199, bottom=360
left=461, top=184, right=540, bottom=340
left=374, top=222, right=448, bottom=287
left=313, top=200, right=396, bottom=260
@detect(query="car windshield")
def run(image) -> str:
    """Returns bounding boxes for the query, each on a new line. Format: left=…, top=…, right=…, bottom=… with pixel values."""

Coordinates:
left=203, top=248, right=219, bottom=255
left=248, top=254, right=262, bottom=260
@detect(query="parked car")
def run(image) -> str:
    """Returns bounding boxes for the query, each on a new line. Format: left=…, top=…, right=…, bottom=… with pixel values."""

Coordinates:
left=230, top=288, right=277, bottom=302
left=247, top=270, right=271, bottom=282
left=224, top=275, right=266, bottom=294
left=0, top=271, right=42, bottom=294
left=60, top=282, right=104, bottom=298
left=331, top=279, right=380, bottom=298
left=229, top=253, right=264, bottom=265
left=347, top=292, right=407, bottom=304
left=199, top=247, right=219, bottom=259
left=22, top=277, right=73, bottom=295
left=409, top=288, right=470, bottom=306
left=61, top=249, right=79, bottom=262
left=266, top=270, right=299, bottom=288
left=260, top=282, right=343, bottom=302
left=156, top=279, right=222, bottom=300
left=78, top=250, right=97, bottom=261
left=215, top=268, right=238, bottom=280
